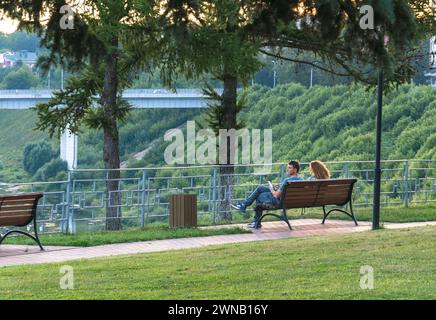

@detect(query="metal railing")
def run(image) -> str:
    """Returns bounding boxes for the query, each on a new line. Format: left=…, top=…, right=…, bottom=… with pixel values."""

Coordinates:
left=0, top=159, right=435, bottom=234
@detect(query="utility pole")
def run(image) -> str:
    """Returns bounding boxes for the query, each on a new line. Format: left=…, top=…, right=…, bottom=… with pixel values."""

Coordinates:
left=272, top=60, right=276, bottom=88
left=273, top=70, right=276, bottom=88
left=61, top=66, right=64, bottom=90
left=310, top=68, right=313, bottom=88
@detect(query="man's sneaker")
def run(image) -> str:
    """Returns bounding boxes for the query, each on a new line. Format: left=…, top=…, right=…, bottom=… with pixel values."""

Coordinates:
left=247, top=221, right=262, bottom=229
left=231, top=203, right=246, bottom=213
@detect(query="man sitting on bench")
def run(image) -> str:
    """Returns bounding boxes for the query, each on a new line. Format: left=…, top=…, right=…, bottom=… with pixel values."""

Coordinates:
left=231, top=160, right=304, bottom=228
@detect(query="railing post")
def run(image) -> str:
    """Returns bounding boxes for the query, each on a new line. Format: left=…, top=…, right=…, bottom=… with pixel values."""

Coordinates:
left=212, top=168, right=217, bottom=225
left=141, top=169, right=147, bottom=227
left=281, top=163, right=285, bottom=180
left=404, top=160, right=409, bottom=208
left=63, top=170, right=72, bottom=233
left=345, top=162, right=349, bottom=210
left=66, top=170, right=76, bottom=234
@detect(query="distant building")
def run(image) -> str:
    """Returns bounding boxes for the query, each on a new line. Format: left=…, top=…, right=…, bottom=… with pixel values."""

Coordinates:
left=427, top=37, right=436, bottom=87
left=2, top=50, right=37, bottom=68
left=431, top=36, right=436, bottom=69
left=0, top=53, right=12, bottom=68
left=425, top=72, right=436, bottom=87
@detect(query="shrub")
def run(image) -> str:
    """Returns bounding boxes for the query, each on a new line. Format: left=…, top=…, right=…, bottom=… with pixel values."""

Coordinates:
left=23, top=141, right=55, bottom=176
left=34, top=158, right=68, bottom=181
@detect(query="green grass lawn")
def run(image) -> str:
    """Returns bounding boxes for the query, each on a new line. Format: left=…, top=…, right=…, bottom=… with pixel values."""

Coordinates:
left=1, top=225, right=250, bottom=247
left=0, top=226, right=434, bottom=299
left=200, top=203, right=436, bottom=228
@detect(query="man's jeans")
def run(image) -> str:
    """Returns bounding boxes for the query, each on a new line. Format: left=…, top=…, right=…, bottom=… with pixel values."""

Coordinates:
left=241, top=185, right=280, bottom=222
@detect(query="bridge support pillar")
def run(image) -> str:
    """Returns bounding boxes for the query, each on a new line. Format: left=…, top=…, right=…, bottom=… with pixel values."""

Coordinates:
left=60, top=128, right=78, bottom=170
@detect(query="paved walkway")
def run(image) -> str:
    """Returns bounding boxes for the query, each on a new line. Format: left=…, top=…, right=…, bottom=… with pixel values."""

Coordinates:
left=1, top=219, right=435, bottom=268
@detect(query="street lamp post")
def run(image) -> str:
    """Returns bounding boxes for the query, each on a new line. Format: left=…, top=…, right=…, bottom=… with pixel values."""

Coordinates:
left=373, top=70, right=383, bottom=230
left=373, top=35, right=389, bottom=230
left=48, top=69, right=51, bottom=89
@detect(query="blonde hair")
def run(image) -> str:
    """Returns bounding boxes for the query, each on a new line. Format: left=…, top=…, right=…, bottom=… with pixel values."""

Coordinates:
left=309, top=160, right=331, bottom=179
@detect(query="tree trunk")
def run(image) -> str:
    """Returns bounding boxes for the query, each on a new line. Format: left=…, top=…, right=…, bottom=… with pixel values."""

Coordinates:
left=218, top=73, right=237, bottom=221
left=102, top=38, right=122, bottom=231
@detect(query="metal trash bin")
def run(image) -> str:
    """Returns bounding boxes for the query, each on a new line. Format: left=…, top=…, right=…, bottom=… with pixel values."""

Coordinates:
left=169, top=194, right=197, bottom=228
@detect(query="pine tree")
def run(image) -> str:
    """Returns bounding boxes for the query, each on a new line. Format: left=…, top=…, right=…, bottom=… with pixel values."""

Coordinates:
left=0, top=0, right=163, bottom=230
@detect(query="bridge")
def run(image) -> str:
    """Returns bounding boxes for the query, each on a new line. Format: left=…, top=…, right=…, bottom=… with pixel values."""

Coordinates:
left=0, top=89, right=213, bottom=109
left=0, top=88, right=215, bottom=170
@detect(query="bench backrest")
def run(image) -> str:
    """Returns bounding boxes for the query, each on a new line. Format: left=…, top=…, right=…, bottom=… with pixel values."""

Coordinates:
left=0, top=193, right=43, bottom=227
left=281, top=179, right=357, bottom=209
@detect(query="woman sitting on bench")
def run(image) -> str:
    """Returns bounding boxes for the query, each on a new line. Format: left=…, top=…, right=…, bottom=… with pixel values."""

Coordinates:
left=231, top=160, right=303, bottom=228
left=307, top=160, right=331, bottom=180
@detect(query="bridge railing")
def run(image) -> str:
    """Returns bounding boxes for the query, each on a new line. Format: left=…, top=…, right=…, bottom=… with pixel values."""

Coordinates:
left=0, top=159, right=435, bottom=234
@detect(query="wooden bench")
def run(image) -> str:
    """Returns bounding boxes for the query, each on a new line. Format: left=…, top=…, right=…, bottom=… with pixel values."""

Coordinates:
left=0, top=192, right=44, bottom=250
left=255, top=179, right=358, bottom=230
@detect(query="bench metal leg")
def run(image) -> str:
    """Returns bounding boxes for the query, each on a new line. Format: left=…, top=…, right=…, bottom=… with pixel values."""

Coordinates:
left=0, top=220, right=44, bottom=250
left=348, top=201, right=358, bottom=226
left=33, top=218, right=44, bottom=250
left=322, top=206, right=328, bottom=223
left=282, top=208, right=292, bottom=230
left=322, top=203, right=358, bottom=226
left=0, top=230, right=44, bottom=250
left=257, top=209, right=292, bottom=230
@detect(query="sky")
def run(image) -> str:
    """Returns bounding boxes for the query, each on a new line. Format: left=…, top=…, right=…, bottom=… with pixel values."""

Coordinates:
left=0, top=17, right=18, bottom=34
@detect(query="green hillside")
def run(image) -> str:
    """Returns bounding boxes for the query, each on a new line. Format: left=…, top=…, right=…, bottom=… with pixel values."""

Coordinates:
left=241, top=83, right=436, bottom=162
left=0, top=110, right=54, bottom=181
left=0, top=83, right=434, bottom=182
left=0, top=108, right=201, bottom=182
left=132, top=83, right=436, bottom=167
left=77, top=108, right=201, bottom=169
